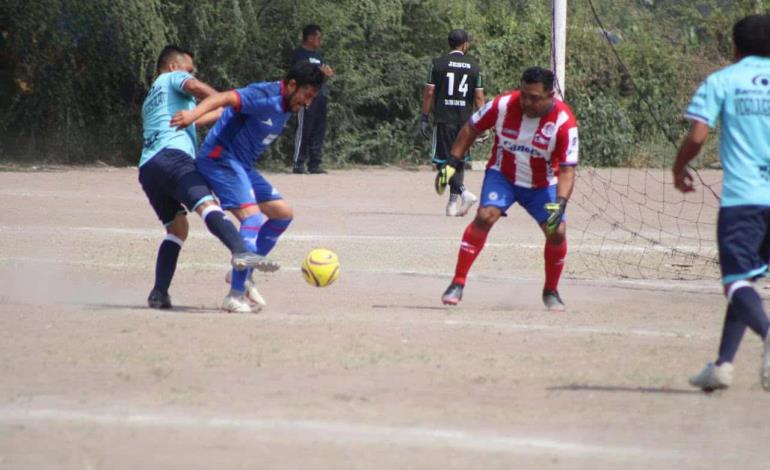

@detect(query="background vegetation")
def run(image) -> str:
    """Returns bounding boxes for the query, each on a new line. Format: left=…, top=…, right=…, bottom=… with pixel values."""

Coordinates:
left=0, top=0, right=767, bottom=167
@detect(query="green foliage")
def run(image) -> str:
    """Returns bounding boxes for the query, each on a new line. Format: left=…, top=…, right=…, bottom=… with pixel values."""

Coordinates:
left=0, top=0, right=765, bottom=166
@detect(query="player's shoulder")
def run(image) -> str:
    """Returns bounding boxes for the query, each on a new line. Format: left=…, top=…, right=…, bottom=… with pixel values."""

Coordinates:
left=554, top=99, right=578, bottom=127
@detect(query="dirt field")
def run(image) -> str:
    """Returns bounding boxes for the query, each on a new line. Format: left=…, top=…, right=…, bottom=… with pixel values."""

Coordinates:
left=1, top=167, right=768, bottom=469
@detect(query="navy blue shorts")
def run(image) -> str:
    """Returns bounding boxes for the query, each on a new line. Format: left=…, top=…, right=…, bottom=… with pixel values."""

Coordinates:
left=138, top=148, right=214, bottom=226
left=195, top=156, right=283, bottom=210
left=480, top=169, right=561, bottom=224
left=718, top=205, right=770, bottom=285
left=431, top=122, right=470, bottom=166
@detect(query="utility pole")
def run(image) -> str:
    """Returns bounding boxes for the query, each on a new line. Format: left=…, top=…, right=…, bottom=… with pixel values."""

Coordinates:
left=552, top=0, right=567, bottom=100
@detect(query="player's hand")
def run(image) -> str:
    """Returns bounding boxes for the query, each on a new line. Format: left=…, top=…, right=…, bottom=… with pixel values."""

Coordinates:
left=475, top=130, right=490, bottom=144
left=544, top=197, right=567, bottom=235
left=170, top=110, right=195, bottom=130
left=673, top=166, right=695, bottom=193
left=419, top=114, right=431, bottom=140
left=434, top=164, right=456, bottom=195
left=320, top=65, right=335, bottom=77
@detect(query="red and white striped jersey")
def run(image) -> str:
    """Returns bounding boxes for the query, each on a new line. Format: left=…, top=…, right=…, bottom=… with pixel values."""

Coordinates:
left=471, top=90, right=579, bottom=188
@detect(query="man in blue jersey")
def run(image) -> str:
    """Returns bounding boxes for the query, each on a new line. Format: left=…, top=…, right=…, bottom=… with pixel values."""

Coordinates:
left=171, top=61, right=326, bottom=313
left=672, top=14, right=770, bottom=392
left=139, top=45, right=271, bottom=311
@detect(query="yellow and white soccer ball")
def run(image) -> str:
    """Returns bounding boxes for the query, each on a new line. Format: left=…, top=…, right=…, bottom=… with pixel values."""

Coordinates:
left=301, top=248, right=340, bottom=287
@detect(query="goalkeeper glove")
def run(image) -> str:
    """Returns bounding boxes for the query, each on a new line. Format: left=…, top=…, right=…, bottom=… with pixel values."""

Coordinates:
left=419, top=114, right=431, bottom=140
left=544, top=197, right=567, bottom=235
left=434, top=158, right=462, bottom=195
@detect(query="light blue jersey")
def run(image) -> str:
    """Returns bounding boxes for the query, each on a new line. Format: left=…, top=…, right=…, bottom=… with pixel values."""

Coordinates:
left=140, top=71, right=196, bottom=167
left=686, top=56, right=770, bottom=207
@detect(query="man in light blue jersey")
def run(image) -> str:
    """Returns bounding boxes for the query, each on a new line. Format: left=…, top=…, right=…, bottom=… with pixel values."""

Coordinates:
left=139, top=45, right=271, bottom=311
left=171, top=61, right=326, bottom=313
left=673, top=14, right=770, bottom=392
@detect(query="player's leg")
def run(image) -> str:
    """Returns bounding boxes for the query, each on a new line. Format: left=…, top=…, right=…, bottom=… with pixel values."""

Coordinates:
left=307, top=95, right=327, bottom=174
left=442, top=169, right=512, bottom=305
left=138, top=151, right=190, bottom=309
left=690, top=206, right=770, bottom=391
left=292, top=106, right=308, bottom=174
left=253, top=170, right=293, bottom=259
left=443, top=122, right=477, bottom=216
left=527, top=185, right=568, bottom=311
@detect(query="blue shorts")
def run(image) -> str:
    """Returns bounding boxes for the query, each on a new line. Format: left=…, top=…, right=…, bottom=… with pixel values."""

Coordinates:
left=195, top=156, right=283, bottom=209
left=138, top=148, right=214, bottom=226
left=718, top=205, right=770, bottom=285
left=480, top=169, right=559, bottom=224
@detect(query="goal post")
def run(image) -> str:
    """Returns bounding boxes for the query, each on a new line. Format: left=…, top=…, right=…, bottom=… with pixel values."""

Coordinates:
left=551, top=0, right=567, bottom=100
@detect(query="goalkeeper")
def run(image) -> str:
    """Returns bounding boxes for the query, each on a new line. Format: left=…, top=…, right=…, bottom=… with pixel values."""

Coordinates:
left=440, top=67, right=579, bottom=311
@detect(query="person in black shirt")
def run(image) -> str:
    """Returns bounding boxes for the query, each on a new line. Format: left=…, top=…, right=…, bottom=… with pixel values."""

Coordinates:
left=291, top=24, right=334, bottom=174
left=421, top=29, right=485, bottom=216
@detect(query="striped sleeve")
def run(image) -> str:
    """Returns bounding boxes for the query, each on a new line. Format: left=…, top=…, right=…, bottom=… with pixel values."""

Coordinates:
left=470, top=96, right=499, bottom=131
left=685, top=74, right=724, bottom=128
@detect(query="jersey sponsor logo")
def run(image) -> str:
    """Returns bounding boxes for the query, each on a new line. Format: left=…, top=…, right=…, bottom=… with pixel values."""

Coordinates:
left=308, top=58, right=322, bottom=64
left=487, top=191, right=499, bottom=201
left=736, top=98, right=770, bottom=116
left=448, top=61, right=471, bottom=69
left=444, top=99, right=467, bottom=107
left=752, top=75, right=770, bottom=87
left=532, top=131, right=551, bottom=149
left=261, top=118, right=273, bottom=126
left=541, top=122, right=556, bottom=138
left=500, top=138, right=543, bottom=158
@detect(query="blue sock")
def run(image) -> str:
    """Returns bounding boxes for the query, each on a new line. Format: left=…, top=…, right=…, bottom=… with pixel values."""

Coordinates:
left=256, top=218, right=292, bottom=256
left=231, top=213, right=266, bottom=294
left=731, top=285, right=770, bottom=339
left=201, top=206, right=247, bottom=254
left=717, top=303, right=747, bottom=365
left=154, top=235, right=183, bottom=293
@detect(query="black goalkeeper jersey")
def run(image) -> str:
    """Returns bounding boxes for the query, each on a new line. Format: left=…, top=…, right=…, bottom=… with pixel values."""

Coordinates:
left=427, top=51, right=482, bottom=124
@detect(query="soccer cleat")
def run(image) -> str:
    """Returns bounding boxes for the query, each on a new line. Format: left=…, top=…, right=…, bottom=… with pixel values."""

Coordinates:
left=231, top=252, right=280, bottom=272
left=458, top=190, right=478, bottom=216
left=446, top=194, right=461, bottom=216
left=292, top=166, right=307, bottom=174
left=308, top=167, right=328, bottom=174
left=222, top=294, right=253, bottom=314
left=147, top=288, right=172, bottom=309
left=762, top=335, right=770, bottom=391
left=689, top=362, right=733, bottom=392
left=542, top=289, right=566, bottom=312
left=441, top=282, right=464, bottom=305
left=225, top=270, right=267, bottom=307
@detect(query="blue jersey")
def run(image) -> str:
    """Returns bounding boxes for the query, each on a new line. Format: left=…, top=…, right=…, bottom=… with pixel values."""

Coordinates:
left=199, top=81, right=291, bottom=167
left=685, top=56, right=770, bottom=207
left=140, top=71, right=196, bottom=167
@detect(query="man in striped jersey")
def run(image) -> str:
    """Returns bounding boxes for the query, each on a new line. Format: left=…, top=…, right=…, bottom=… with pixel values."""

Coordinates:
left=440, top=67, right=579, bottom=311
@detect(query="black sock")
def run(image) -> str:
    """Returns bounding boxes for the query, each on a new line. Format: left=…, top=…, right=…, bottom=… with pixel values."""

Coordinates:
left=154, top=236, right=182, bottom=293
left=716, top=303, right=747, bottom=365
left=202, top=207, right=247, bottom=254
left=731, top=285, right=770, bottom=338
left=450, top=166, right=465, bottom=194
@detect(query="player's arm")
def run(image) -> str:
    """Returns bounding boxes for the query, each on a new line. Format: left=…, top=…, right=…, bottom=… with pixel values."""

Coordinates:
left=419, top=84, right=435, bottom=139
left=473, top=88, right=485, bottom=111
left=171, top=90, right=239, bottom=129
left=182, top=78, right=218, bottom=101
left=196, top=108, right=225, bottom=127
left=672, top=121, right=710, bottom=193
left=557, top=165, right=576, bottom=201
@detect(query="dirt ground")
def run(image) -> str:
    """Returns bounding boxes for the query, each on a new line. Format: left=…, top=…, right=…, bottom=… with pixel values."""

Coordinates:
left=0, top=167, right=768, bottom=469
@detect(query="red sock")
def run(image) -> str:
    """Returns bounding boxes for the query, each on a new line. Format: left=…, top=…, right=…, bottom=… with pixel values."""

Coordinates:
left=452, top=223, right=489, bottom=285
left=544, top=240, right=567, bottom=291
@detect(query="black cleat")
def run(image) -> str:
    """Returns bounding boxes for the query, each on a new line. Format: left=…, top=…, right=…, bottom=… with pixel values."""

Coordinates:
left=148, top=288, right=172, bottom=309
left=441, top=282, right=464, bottom=306
left=292, top=166, right=307, bottom=174
left=542, top=289, right=566, bottom=312
left=308, top=167, right=328, bottom=174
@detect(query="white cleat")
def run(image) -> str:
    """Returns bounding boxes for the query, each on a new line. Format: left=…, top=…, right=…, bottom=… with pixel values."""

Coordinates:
left=762, top=335, right=770, bottom=391
left=222, top=294, right=254, bottom=314
left=446, top=194, right=461, bottom=216
left=689, top=362, right=733, bottom=392
left=225, top=270, right=267, bottom=307
left=458, top=190, right=478, bottom=216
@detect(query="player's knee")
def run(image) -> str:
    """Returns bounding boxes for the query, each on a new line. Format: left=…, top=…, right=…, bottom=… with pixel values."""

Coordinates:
left=547, top=224, right=567, bottom=244
left=166, top=214, right=189, bottom=241
left=474, top=207, right=500, bottom=231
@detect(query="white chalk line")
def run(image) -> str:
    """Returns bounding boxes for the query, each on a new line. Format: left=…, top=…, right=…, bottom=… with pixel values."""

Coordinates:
left=0, top=224, right=715, bottom=254
left=0, top=407, right=685, bottom=460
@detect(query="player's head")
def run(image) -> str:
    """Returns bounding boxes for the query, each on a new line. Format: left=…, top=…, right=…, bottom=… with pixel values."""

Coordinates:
left=284, top=60, right=326, bottom=112
left=302, top=24, right=323, bottom=50
left=448, top=29, right=470, bottom=53
left=156, top=45, right=194, bottom=74
left=733, top=14, right=770, bottom=59
left=519, top=67, right=556, bottom=118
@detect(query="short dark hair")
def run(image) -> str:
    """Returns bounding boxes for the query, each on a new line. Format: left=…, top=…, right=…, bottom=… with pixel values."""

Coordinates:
left=302, top=24, right=322, bottom=42
left=448, top=29, right=469, bottom=49
left=286, top=60, right=326, bottom=89
left=521, top=67, right=555, bottom=92
left=156, top=45, right=193, bottom=72
left=733, top=14, right=770, bottom=58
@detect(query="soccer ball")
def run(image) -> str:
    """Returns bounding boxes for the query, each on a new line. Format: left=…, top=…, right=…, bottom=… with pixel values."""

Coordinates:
left=301, top=248, right=340, bottom=287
